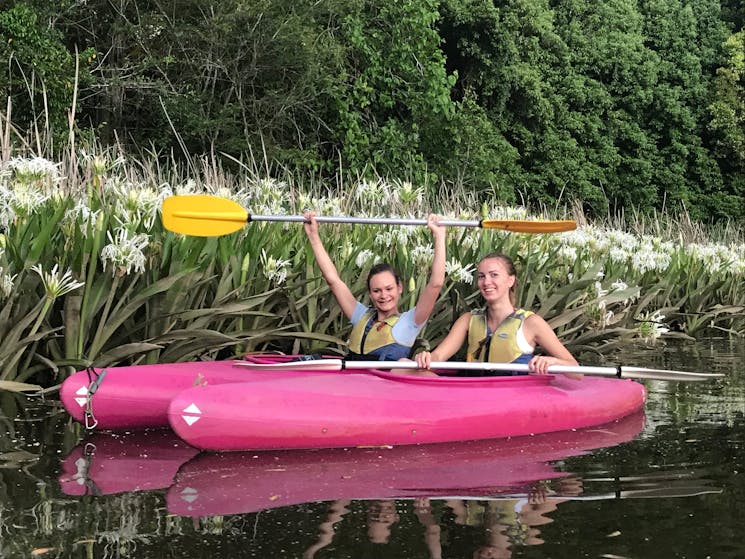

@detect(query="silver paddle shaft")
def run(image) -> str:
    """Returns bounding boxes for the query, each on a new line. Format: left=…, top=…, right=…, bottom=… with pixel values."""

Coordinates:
left=249, top=215, right=481, bottom=227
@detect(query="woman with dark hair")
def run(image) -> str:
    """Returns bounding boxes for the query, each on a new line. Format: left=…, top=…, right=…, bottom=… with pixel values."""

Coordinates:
left=303, top=212, right=447, bottom=361
left=415, top=253, right=580, bottom=377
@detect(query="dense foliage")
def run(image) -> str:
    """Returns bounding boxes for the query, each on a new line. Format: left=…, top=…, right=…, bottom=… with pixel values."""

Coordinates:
left=1, top=0, right=743, bottom=220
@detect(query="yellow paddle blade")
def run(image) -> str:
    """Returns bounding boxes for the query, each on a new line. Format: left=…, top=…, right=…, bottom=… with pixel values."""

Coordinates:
left=162, top=195, right=248, bottom=236
left=482, top=219, right=576, bottom=233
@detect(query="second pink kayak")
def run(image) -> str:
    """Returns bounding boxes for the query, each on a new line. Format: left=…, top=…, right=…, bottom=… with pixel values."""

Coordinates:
left=168, top=370, right=646, bottom=451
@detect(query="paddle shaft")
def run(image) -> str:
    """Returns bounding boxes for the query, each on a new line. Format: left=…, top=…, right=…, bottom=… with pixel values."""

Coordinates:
left=340, top=360, right=718, bottom=381
left=249, top=214, right=481, bottom=227
left=233, top=358, right=722, bottom=381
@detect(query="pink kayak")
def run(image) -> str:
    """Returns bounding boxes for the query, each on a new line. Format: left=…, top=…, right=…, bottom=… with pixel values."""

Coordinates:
left=59, top=355, right=312, bottom=430
left=168, top=410, right=645, bottom=516
left=57, top=430, right=198, bottom=495
left=167, top=369, right=646, bottom=451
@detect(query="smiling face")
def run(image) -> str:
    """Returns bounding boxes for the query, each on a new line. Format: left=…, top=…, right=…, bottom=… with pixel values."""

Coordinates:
left=368, top=270, right=403, bottom=317
left=476, top=255, right=516, bottom=305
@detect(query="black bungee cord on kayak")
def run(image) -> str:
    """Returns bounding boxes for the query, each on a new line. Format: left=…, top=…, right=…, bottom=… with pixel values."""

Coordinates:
left=83, top=366, right=108, bottom=430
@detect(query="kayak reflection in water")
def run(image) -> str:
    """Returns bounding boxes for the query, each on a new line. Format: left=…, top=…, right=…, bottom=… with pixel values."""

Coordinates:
left=304, top=212, right=447, bottom=361
left=415, top=253, right=581, bottom=379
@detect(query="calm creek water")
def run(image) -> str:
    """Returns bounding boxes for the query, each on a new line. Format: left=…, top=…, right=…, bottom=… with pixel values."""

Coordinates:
left=1, top=337, right=743, bottom=559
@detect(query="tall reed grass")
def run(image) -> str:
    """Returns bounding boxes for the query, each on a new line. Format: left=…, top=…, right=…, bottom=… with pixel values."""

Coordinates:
left=1, top=143, right=743, bottom=390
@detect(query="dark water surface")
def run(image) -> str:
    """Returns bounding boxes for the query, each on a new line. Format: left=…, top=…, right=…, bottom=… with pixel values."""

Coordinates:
left=1, top=338, right=743, bottom=558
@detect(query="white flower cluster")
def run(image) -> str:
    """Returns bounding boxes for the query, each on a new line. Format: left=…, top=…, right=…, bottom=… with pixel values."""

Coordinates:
left=637, top=310, right=670, bottom=343
left=397, top=180, right=424, bottom=209
left=260, top=249, right=291, bottom=285
left=687, top=242, right=745, bottom=275
left=445, top=259, right=476, bottom=283
left=2, top=157, right=62, bottom=188
left=247, top=178, right=290, bottom=215
left=355, top=249, right=377, bottom=269
left=63, top=203, right=101, bottom=238
left=354, top=179, right=389, bottom=210
left=110, top=179, right=170, bottom=231
left=490, top=206, right=529, bottom=220
left=101, top=229, right=149, bottom=276
left=411, top=245, right=434, bottom=267
left=295, top=194, right=344, bottom=218
left=31, top=264, right=85, bottom=298
left=0, top=266, right=16, bottom=299
left=630, top=248, right=670, bottom=274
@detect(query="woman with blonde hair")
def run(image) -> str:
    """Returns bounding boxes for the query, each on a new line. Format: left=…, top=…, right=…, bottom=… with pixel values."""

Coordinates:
left=415, top=253, right=580, bottom=378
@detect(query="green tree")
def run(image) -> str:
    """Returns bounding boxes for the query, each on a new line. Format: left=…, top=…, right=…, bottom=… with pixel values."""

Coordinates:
left=330, top=0, right=458, bottom=182
left=439, top=0, right=586, bottom=207
left=550, top=0, right=661, bottom=214
left=637, top=0, right=729, bottom=219
left=707, top=31, right=745, bottom=218
left=0, top=2, right=85, bottom=145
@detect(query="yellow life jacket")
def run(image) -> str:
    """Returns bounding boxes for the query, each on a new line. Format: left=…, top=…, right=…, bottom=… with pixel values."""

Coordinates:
left=347, top=311, right=409, bottom=360
left=466, top=309, right=534, bottom=363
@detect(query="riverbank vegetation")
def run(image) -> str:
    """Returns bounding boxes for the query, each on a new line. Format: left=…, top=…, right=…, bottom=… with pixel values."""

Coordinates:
left=0, top=149, right=743, bottom=391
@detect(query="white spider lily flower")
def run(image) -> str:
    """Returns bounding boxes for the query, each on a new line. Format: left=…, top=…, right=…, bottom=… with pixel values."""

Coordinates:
left=611, top=279, right=628, bottom=291
left=490, top=206, right=529, bottom=220
left=64, top=203, right=101, bottom=238
left=85, top=152, right=126, bottom=178
left=411, top=245, right=434, bottom=267
left=4, top=157, right=62, bottom=189
left=91, top=155, right=108, bottom=177
left=295, top=193, right=314, bottom=213
left=9, top=184, right=50, bottom=215
left=687, top=242, right=733, bottom=274
left=557, top=246, right=577, bottom=262
left=446, top=259, right=475, bottom=283
left=31, top=264, right=85, bottom=298
left=559, top=228, right=594, bottom=248
left=296, top=195, right=345, bottom=218
left=456, top=230, right=479, bottom=250
left=392, top=226, right=415, bottom=245
left=731, top=257, right=745, bottom=275
left=595, top=281, right=608, bottom=298
left=631, top=244, right=671, bottom=274
left=397, top=181, right=424, bottom=208
left=0, top=186, right=16, bottom=228
left=248, top=178, right=289, bottom=215
left=110, top=181, right=164, bottom=230
left=374, top=230, right=395, bottom=249
left=320, top=197, right=344, bottom=217
left=355, top=249, right=377, bottom=269
left=637, top=310, right=670, bottom=343
left=609, top=246, right=629, bottom=264
left=101, top=229, right=149, bottom=276
left=0, top=268, right=16, bottom=299
left=174, top=179, right=199, bottom=195
left=354, top=179, right=387, bottom=207
left=603, top=310, right=615, bottom=327
left=260, top=249, right=291, bottom=285
left=606, top=230, right=639, bottom=251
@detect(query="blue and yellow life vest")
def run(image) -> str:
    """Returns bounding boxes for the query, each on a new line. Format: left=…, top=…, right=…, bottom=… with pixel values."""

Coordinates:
left=347, top=311, right=410, bottom=361
left=466, top=309, right=534, bottom=364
